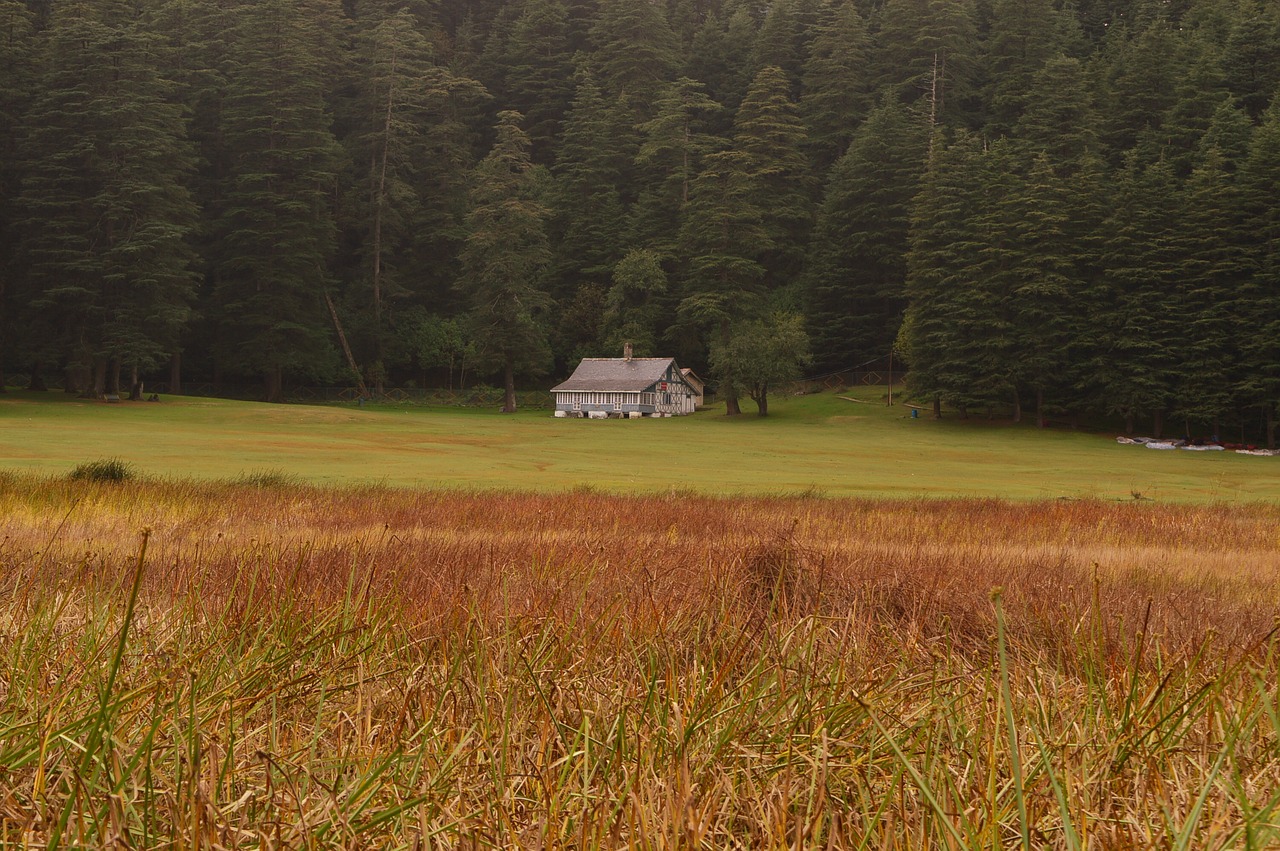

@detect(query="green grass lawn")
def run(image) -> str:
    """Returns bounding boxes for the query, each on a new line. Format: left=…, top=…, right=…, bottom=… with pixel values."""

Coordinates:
left=0, top=388, right=1274, bottom=501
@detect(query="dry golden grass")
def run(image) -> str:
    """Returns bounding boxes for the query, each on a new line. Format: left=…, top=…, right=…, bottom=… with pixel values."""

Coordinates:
left=1, top=473, right=1278, bottom=848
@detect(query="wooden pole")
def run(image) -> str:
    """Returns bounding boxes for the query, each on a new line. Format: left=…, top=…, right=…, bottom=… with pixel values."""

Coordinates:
left=887, top=349, right=894, bottom=407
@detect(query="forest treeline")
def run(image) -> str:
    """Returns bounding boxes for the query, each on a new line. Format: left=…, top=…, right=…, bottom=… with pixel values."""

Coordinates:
left=0, top=0, right=1278, bottom=433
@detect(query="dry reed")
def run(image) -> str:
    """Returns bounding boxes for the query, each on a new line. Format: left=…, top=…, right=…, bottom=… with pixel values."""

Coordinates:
left=0, top=473, right=1277, bottom=848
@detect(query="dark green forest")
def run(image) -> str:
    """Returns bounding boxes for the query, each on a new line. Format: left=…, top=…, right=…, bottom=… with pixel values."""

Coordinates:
left=1, top=0, right=1279, bottom=435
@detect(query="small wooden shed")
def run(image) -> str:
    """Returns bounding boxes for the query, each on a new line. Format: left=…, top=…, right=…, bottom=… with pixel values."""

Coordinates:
left=681, top=368, right=706, bottom=408
left=551, top=346, right=698, bottom=418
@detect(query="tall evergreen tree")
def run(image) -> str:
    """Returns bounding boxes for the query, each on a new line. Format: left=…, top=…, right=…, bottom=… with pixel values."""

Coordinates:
left=677, top=148, right=770, bottom=415
left=1088, top=156, right=1183, bottom=434
left=899, top=132, right=1005, bottom=416
left=805, top=98, right=927, bottom=371
left=589, top=0, right=680, bottom=109
left=502, top=0, right=575, bottom=161
left=1236, top=101, right=1280, bottom=445
left=872, top=0, right=980, bottom=127
left=17, top=3, right=199, bottom=398
left=461, top=111, right=552, bottom=413
left=212, top=0, right=345, bottom=402
left=350, top=6, right=486, bottom=391
left=983, top=0, right=1064, bottom=134
left=631, top=77, right=723, bottom=257
left=0, top=0, right=36, bottom=391
left=732, top=65, right=814, bottom=293
left=549, top=67, right=627, bottom=285
left=799, top=0, right=872, bottom=169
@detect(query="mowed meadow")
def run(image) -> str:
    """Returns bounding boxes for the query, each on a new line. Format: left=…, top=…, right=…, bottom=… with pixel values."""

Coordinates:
left=1, top=473, right=1278, bottom=848
left=3, top=389, right=1280, bottom=500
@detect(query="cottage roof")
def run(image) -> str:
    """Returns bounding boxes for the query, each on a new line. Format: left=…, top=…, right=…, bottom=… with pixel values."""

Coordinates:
left=550, top=358, right=683, bottom=393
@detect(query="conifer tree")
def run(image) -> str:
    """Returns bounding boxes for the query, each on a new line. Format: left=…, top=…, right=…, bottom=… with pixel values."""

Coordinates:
left=872, top=0, right=979, bottom=127
left=733, top=65, right=814, bottom=294
left=631, top=77, right=723, bottom=257
left=805, top=99, right=927, bottom=371
left=461, top=111, right=552, bottom=413
left=687, top=7, right=757, bottom=114
left=983, top=0, right=1065, bottom=134
left=899, top=133, right=1003, bottom=417
left=589, top=0, right=679, bottom=109
left=351, top=5, right=486, bottom=391
left=677, top=148, right=770, bottom=415
left=1089, top=157, right=1183, bottom=435
left=0, top=0, right=36, bottom=391
left=17, top=3, right=199, bottom=398
left=503, top=0, right=575, bottom=161
left=799, top=0, right=871, bottom=169
left=1173, top=146, right=1249, bottom=433
left=212, top=0, right=345, bottom=402
left=1236, top=102, right=1280, bottom=445
left=550, top=68, right=627, bottom=300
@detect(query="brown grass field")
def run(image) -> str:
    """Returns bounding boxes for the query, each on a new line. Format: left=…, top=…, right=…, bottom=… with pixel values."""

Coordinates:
left=1, top=473, right=1279, bottom=848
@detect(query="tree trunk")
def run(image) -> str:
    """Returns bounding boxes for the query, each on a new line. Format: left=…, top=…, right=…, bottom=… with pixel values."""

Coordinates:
left=754, top=386, right=768, bottom=417
left=169, top=351, right=181, bottom=395
left=128, top=363, right=142, bottom=401
left=90, top=359, right=107, bottom=399
left=108, top=358, right=122, bottom=396
left=1125, top=412, right=1134, bottom=435
left=1153, top=409, right=1164, bottom=440
left=29, top=363, right=47, bottom=392
left=1036, top=388, right=1046, bottom=428
left=265, top=366, right=283, bottom=403
left=1012, top=393, right=1021, bottom=423
left=65, top=363, right=84, bottom=396
left=502, top=353, right=517, bottom=413
left=723, top=386, right=741, bottom=416
left=932, top=395, right=941, bottom=419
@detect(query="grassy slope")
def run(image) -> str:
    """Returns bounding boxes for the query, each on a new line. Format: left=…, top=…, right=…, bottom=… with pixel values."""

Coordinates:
left=0, top=389, right=1274, bottom=500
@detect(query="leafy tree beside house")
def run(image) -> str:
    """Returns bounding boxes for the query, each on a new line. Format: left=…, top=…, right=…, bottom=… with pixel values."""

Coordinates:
left=710, top=311, right=811, bottom=417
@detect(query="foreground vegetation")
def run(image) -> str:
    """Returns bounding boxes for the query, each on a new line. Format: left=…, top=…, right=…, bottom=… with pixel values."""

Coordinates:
left=4, top=389, right=1280, bottom=501
left=1, top=475, right=1278, bottom=847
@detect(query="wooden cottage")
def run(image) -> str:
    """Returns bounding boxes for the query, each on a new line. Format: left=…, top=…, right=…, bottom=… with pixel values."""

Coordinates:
left=551, top=345, right=698, bottom=418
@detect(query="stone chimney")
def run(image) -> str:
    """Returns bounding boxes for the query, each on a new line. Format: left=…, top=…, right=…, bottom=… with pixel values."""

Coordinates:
left=623, top=341, right=633, bottom=361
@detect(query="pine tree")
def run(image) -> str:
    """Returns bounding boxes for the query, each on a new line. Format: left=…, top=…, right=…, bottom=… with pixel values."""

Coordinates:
left=503, top=0, right=575, bottom=161
left=872, top=0, right=980, bottom=127
left=899, top=132, right=1006, bottom=416
left=351, top=5, right=487, bottom=391
left=602, top=247, right=667, bottom=355
left=733, top=65, right=814, bottom=294
left=1089, top=156, right=1183, bottom=435
left=1095, top=17, right=1186, bottom=164
left=1173, top=146, right=1249, bottom=433
left=677, top=148, right=771, bottom=415
left=805, top=98, right=927, bottom=371
left=1236, top=101, right=1280, bottom=445
left=17, top=3, right=199, bottom=398
left=687, top=7, right=757, bottom=114
left=1222, top=0, right=1280, bottom=121
left=550, top=69, right=627, bottom=298
left=630, top=77, right=723, bottom=258
left=799, top=0, right=872, bottom=169
left=0, top=0, right=36, bottom=391
left=998, top=152, right=1081, bottom=424
left=461, top=111, right=553, bottom=413
left=589, top=0, right=679, bottom=109
left=1015, top=56, right=1099, bottom=169
left=212, top=0, right=345, bottom=402
left=983, top=0, right=1065, bottom=134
